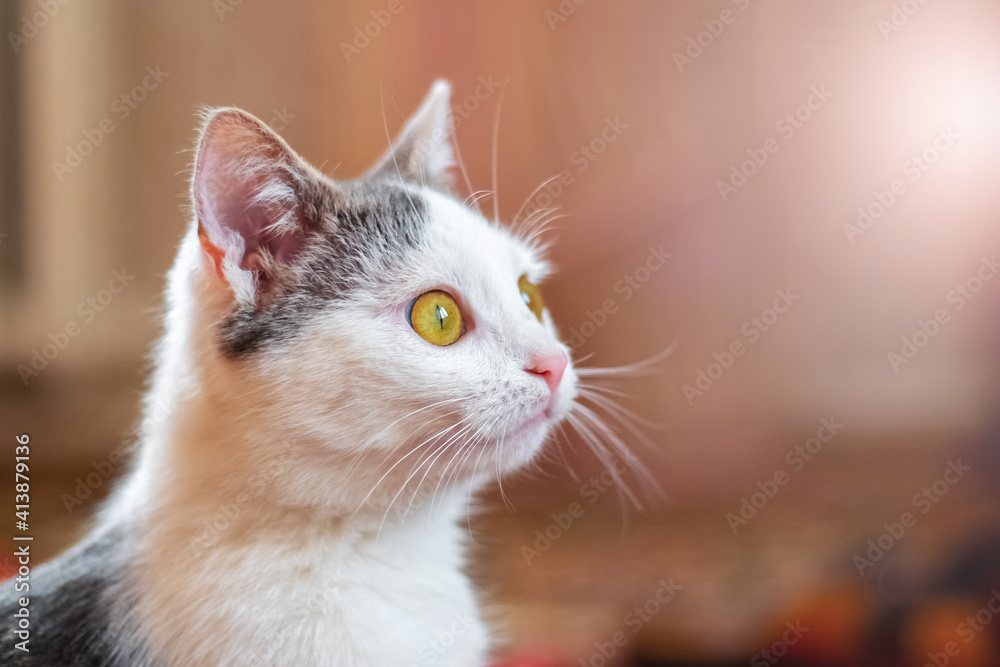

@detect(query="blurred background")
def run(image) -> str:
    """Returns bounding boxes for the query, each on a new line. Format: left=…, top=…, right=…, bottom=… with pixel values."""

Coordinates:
left=3, top=1, right=1000, bottom=665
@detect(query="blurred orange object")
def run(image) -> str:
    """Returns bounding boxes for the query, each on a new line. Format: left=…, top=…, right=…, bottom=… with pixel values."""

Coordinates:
left=905, top=600, right=996, bottom=667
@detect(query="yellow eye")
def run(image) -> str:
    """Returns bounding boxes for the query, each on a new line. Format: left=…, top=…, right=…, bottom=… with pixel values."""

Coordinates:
left=410, top=290, right=463, bottom=346
left=518, top=275, right=544, bottom=321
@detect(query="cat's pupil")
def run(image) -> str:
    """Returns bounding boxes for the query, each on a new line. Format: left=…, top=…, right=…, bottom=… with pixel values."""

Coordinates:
left=435, top=305, right=448, bottom=329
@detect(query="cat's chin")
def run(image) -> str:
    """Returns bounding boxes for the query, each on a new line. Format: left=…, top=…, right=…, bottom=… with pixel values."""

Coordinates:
left=513, top=405, right=551, bottom=437
left=492, top=413, right=560, bottom=473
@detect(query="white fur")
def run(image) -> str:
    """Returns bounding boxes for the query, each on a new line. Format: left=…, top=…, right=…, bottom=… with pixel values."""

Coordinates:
left=106, top=178, right=576, bottom=665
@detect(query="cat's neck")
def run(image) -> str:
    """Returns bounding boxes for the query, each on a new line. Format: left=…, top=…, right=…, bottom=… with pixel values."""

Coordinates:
left=125, top=417, right=485, bottom=666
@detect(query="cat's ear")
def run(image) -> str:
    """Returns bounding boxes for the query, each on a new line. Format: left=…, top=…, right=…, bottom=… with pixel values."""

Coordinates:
left=366, top=80, right=454, bottom=191
left=192, top=108, right=310, bottom=306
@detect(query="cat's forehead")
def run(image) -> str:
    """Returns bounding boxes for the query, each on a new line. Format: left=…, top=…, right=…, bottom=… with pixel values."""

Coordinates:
left=419, top=190, right=549, bottom=279
left=317, top=179, right=547, bottom=289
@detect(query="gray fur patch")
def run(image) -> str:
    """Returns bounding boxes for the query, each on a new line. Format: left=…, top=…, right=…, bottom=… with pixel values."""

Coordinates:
left=219, top=177, right=428, bottom=357
left=0, top=522, right=152, bottom=666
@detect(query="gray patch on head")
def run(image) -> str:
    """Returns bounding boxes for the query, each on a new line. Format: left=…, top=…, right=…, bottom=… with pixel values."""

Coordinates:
left=0, top=522, right=154, bottom=666
left=219, top=176, right=429, bottom=357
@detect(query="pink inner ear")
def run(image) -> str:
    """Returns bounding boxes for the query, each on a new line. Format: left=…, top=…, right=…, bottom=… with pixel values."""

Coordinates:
left=211, top=197, right=303, bottom=269
left=194, top=111, right=306, bottom=283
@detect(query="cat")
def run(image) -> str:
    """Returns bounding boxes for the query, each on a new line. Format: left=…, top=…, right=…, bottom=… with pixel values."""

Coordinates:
left=0, top=80, right=598, bottom=666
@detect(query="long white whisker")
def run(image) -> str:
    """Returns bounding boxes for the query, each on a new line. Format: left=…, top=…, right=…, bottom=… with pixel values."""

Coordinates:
left=465, top=190, right=494, bottom=209
left=573, top=404, right=664, bottom=503
left=517, top=208, right=559, bottom=241
left=512, top=179, right=560, bottom=231
left=518, top=204, right=556, bottom=230
left=565, top=412, right=634, bottom=523
left=391, top=422, right=477, bottom=533
left=446, top=418, right=495, bottom=491
left=465, top=433, right=491, bottom=536
left=434, top=417, right=496, bottom=518
left=576, top=382, right=631, bottom=399
left=379, top=85, right=419, bottom=219
left=341, top=395, right=478, bottom=482
left=369, top=394, right=477, bottom=443
left=449, top=121, right=477, bottom=211
left=389, top=96, right=427, bottom=189
left=521, top=211, right=572, bottom=246
left=495, top=425, right=515, bottom=512
left=432, top=420, right=487, bottom=513
left=577, top=388, right=662, bottom=435
left=552, top=422, right=581, bottom=484
left=376, top=419, right=473, bottom=538
left=575, top=342, right=679, bottom=377
left=351, top=415, right=465, bottom=519
left=566, top=411, right=644, bottom=511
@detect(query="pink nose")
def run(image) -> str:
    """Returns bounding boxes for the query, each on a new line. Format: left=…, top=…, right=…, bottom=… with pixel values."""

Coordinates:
left=526, top=351, right=568, bottom=393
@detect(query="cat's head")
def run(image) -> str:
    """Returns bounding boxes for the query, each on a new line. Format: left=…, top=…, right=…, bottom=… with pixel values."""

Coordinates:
left=183, top=81, right=576, bottom=512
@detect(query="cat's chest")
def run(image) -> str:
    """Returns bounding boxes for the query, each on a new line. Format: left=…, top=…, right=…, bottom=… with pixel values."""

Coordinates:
left=141, top=526, right=489, bottom=666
